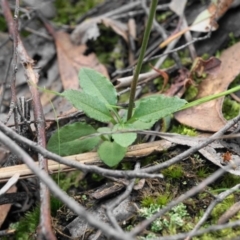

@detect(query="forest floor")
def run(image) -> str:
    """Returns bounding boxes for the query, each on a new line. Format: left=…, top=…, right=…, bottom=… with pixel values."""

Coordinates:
left=1, top=0, right=240, bottom=239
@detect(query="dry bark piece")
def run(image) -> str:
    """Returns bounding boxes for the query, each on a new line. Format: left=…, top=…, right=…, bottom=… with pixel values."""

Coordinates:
left=217, top=201, right=240, bottom=224
left=0, top=146, right=10, bottom=166
left=175, top=41, right=240, bottom=132
left=91, top=182, right=125, bottom=200
left=66, top=197, right=137, bottom=238
left=0, top=140, right=173, bottom=182
left=0, top=185, right=17, bottom=228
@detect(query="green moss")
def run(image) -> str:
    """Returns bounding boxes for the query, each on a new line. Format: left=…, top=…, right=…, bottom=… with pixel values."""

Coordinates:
left=216, top=173, right=240, bottom=189
left=139, top=203, right=191, bottom=234
left=161, top=58, right=175, bottom=68
left=153, top=77, right=170, bottom=91
left=211, top=195, right=235, bottom=219
left=121, top=162, right=133, bottom=170
left=0, top=16, right=7, bottom=32
left=184, top=85, right=198, bottom=101
left=87, top=25, right=121, bottom=65
left=53, top=171, right=82, bottom=191
left=13, top=172, right=84, bottom=238
left=222, top=97, right=240, bottom=120
left=141, top=155, right=159, bottom=167
left=141, top=196, right=156, bottom=207
left=193, top=193, right=240, bottom=239
left=228, top=32, right=240, bottom=47
left=91, top=172, right=104, bottom=182
left=54, top=0, right=104, bottom=25
left=197, top=167, right=210, bottom=178
left=171, top=124, right=197, bottom=136
left=162, top=164, right=184, bottom=179
left=229, top=74, right=240, bottom=88
left=13, top=205, right=40, bottom=240
left=201, top=53, right=210, bottom=60
left=156, top=11, right=172, bottom=23
left=141, top=193, right=172, bottom=208
left=156, top=193, right=172, bottom=206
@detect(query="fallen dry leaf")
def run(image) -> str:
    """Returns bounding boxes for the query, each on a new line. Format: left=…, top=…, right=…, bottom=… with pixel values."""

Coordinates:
left=150, top=64, right=169, bottom=92
left=191, top=56, right=221, bottom=77
left=160, top=0, right=233, bottom=48
left=164, top=68, right=193, bottom=97
left=55, top=31, right=109, bottom=90
left=175, top=41, right=240, bottom=132
left=190, top=0, right=233, bottom=32
left=71, top=17, right=128, bottom=44
left=161, top=134, right=240, bottom=176
left=169, top=0, right=187, bottom=16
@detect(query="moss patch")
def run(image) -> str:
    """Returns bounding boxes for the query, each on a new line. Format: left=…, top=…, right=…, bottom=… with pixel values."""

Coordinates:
left=54, top=0, right=104, bottom=25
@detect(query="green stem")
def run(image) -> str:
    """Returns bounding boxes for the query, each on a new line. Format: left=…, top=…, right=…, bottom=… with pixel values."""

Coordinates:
left=111, top=109, right=122, bottom=124
left=127, top=0, right=158, bottom=120
left=181, top=85, right=240, bottom=110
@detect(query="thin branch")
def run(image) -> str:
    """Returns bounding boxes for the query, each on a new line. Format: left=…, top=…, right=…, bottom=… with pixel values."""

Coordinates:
left=0, top=130, right=134, bottom=240
left=129, top=115, right=240, bottom=236
left=105, top=162, right=139, bottom=232
left=155, top=220, right=240, bottom=240
left=0, top=121, right=164, bottom=179
left=185, top=183, right=240, bottom=240
left=130, top=164, right=234, bottom=237
left=1, top=0, right=55, bottom=238
left=141, top=114, right=240, bottom=173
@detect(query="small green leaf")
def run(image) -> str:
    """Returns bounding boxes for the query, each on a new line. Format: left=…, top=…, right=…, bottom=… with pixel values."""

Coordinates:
left=128, top=119, right=156, bottom=130
left=61, top=90, right=112, bottom=123
left=79, top=68, right=117, bottom=107
left=47, top=122, right=100, bottom=156
left=131, top=95, right=187, bottom=123
left=112, top=124, right=137, bottom=147
left=97, top=141, right=127, bottom=167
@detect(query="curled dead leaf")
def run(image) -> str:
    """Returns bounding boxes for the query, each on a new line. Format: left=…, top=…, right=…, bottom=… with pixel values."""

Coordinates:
left=164, top=68, right=194, bottom=97
left=71, top=17, right=128, bottom=44
left=175, top=41, right=240, bottom=132
left=55, top=31, right=109, bottom=90
left=191, top=56, right=221, bottom=77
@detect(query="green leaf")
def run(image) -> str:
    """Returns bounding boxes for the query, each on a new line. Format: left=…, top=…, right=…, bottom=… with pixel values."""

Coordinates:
left=131, top=95, right=187, bottom=123
left=61, top=90, right=112, bottom=123
left=97, top=127, right=112, bottom=141
left=47, top=122, right=100, bottom=156
left=79, top=68, right=117, bottom=107
left=112, top=124, right=137, bottom=147
left=127, top=119, right=156, bottom=130
left=97, top=141, right=127, bottom=167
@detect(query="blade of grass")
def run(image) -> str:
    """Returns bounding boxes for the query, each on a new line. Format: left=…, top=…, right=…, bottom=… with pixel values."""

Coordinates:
left=127, top=0, right=158, bottom=120
left=180, top=85, right=240, bottom=111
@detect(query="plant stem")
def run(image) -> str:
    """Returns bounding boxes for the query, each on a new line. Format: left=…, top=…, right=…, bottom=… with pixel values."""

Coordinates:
left=127, top=0, right=158, bottom=120
left=180, top=85, right=240, bottom=111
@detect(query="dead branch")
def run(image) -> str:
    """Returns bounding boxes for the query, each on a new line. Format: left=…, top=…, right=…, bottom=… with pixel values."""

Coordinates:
left=1, top=0, right=55, bottom=238
left=0, top=130, right=134, bottom=240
